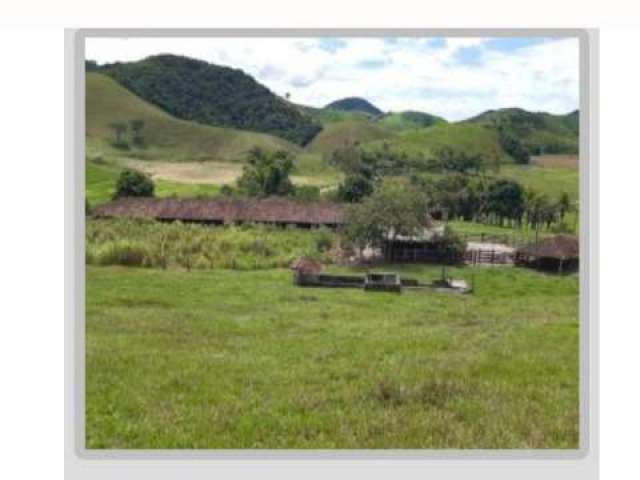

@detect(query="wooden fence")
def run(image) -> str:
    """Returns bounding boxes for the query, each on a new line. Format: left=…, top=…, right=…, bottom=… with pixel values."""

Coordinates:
left=464, top=249, right=514, bottom=266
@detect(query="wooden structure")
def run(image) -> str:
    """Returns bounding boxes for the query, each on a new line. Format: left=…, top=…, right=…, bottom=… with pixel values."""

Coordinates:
left=92, top=196, right=345, bottom=229
left=515, top=235, right=579, bottom=273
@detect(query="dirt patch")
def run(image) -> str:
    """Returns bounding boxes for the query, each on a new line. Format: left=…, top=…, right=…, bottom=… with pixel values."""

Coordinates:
left=119, top=159, right=243, bottom=185
left=117, top=158, right=335, bottom=188
left=531, top=154, right=578, bottom=169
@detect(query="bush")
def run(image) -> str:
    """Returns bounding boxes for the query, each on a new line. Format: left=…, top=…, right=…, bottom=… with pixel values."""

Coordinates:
left=336, top=174, right=374, bottom=203
left=114, top=169, right=155, bottom=199
left=91, top=240, right=149, bottom=267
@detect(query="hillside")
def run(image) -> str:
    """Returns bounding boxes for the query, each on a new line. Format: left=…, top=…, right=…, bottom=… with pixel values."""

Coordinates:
left=85, top=72, right=299, bottom=162
left=305, top=119, right=392, bottom=156
left=465, top=108, right=579, bottom=154
left=376, top=111, right=448, bottom=132
left=364, top=123, right=509, bottom=162
left=324, top=97, right=383, bottom=116
left=96, top=55, right=322, bottom=146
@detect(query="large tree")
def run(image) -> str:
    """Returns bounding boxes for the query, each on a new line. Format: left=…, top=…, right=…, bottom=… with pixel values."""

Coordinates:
left=344, top=181, right=429, bottom=253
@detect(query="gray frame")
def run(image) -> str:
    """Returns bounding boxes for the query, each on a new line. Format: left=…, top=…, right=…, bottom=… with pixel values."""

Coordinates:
left=65, top=28, right=598, bottom=477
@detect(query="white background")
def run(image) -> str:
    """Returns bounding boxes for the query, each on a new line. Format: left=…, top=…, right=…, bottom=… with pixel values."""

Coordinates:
left=0, top=3, right=638, bottom=479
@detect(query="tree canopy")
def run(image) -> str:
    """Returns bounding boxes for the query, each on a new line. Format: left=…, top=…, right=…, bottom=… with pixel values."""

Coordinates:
left=236, top=148, right=295, bottom=197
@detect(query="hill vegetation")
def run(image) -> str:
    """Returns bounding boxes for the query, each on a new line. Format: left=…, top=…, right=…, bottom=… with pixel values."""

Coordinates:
left=95, top=55, right=322, bottom=145
left=466, top=108, right=579, bottom=155
left=86, top=72, right=299, bottom=162
left=376, top=111, right=447, bottom=132
left=325, top=97, right=383, bottom=116
left=306, top=119, right=392, bottom=156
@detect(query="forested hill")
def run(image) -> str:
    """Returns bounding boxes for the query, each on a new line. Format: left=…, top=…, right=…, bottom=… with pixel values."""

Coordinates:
left=325, top=97, right=383, bottom=116
left=95, top=55, right=322, bottom=146
left=465, top=107, right=579, bottom=154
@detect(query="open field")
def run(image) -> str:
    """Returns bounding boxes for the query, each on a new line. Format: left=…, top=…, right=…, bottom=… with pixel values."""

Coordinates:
left=86, top=264, right=579, bottom=449
left=498, top=165, right=579, bottom=202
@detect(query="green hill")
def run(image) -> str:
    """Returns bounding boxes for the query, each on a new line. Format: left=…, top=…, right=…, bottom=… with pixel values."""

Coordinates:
left=376, top=111, right=448, bottom=132
left=305, top=119, right=392, bottom=156
left=324, top=97, right=383, bottom=116
left=86, top=72, right=299, bottom=162
left=97, top=55, right=321, bottom=146
left=362, top=122, right=510, bottom=163
left=299, top=105, right=372, bottom=125
left=465, top=108, right=579, bottom=154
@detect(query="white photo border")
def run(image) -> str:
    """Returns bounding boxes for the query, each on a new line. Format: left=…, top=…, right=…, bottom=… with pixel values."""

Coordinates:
left=65, top=27, right=598, bottom=478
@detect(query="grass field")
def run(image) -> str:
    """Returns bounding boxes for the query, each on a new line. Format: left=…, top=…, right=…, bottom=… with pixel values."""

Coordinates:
left=86, top=161, right=219, bottom=205
left=86, top=264, right=579, bottom=449
left=498, top=165, right=579, bottom=202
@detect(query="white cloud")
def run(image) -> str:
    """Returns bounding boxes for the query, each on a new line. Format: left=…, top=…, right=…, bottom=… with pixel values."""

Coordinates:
left=86, top=36, right=579, bottom=121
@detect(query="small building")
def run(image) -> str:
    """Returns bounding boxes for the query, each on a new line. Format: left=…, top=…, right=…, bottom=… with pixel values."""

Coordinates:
left=515, top=234, right=579, bottom=273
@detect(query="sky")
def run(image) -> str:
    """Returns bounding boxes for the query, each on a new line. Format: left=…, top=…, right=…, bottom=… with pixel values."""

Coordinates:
left=86, top=37, right=579, bottom=122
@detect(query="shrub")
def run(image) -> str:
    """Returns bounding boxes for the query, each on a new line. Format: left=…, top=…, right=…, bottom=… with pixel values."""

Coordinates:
left=93, top=240, right=149, bottom=267
left=114, top=169, right=155, bottom=199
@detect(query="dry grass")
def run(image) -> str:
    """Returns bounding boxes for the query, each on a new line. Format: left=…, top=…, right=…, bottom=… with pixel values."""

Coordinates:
left=531, top=154, right=579, bottom=169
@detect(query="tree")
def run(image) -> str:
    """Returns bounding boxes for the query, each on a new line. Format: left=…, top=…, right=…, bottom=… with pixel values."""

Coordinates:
left=557, top=192, right=572, bottom=221
left=237, top=148, right=295, bottom=196
left=486, top=179, right=525, bottom=226
left=114, top=169, right=155, bottom=198
left=344, top=181, right=429, bottom=255
left=108, top=122, right=128, bottom=148
left=129, top=119, right=145, bottom=146
left=497, top=128, right=530, bottom=164
left=336, top=174, right=375, bottom=203
left=434, top=147, right=485, bottom=174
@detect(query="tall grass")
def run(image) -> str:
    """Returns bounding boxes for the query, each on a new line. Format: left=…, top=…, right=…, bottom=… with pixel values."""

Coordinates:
left=86, top=218, right=336, bottom=271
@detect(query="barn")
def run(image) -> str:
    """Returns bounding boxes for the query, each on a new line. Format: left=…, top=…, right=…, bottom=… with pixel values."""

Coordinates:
left=92, top=196, right=345, bottom=229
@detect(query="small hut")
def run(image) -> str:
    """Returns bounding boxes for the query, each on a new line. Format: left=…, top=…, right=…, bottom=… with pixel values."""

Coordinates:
left=515, top=234, right=579, bottom=273
left=289, top=256, right=323, bottom=275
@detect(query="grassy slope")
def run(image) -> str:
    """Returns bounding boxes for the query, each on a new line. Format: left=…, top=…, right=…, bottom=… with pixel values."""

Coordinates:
left=368, top=123, right=509, bottom=162
left=86, top=72, right=299, bottom=163
left=86, top=264, right=578, bottom=449
left=306, top=119, right=392, bottom=157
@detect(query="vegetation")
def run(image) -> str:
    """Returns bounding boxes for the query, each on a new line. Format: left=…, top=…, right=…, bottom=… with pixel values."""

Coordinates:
left=114, top=169, right=155, bottom=198
left=325, top=97, right=383, bottom=116
left=376, top=111, right=447, bottom=132
left=86, top=264, right=578, bottom=449
left=98, top=55, right=321, bottom=145
left=466, top=107, right=579, bottom=155
left=336, top=174, right=375, bottom=203
left=344, top=181, right=428, bottom=253
left=306, top=119, right=391, bottom=157
left=86, top=219, right=336, bottom=271
left=86, top=72, right=299, bottom=163
left=236, top=148, right=295, bottom=197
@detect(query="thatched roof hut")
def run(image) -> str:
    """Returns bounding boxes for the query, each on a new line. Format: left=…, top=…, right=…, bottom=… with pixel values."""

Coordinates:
left=515, top=234, right=579, bottom=273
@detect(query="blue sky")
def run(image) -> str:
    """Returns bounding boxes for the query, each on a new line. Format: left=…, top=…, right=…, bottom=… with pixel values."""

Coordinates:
left=86, top=36, right=579, bottom=121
